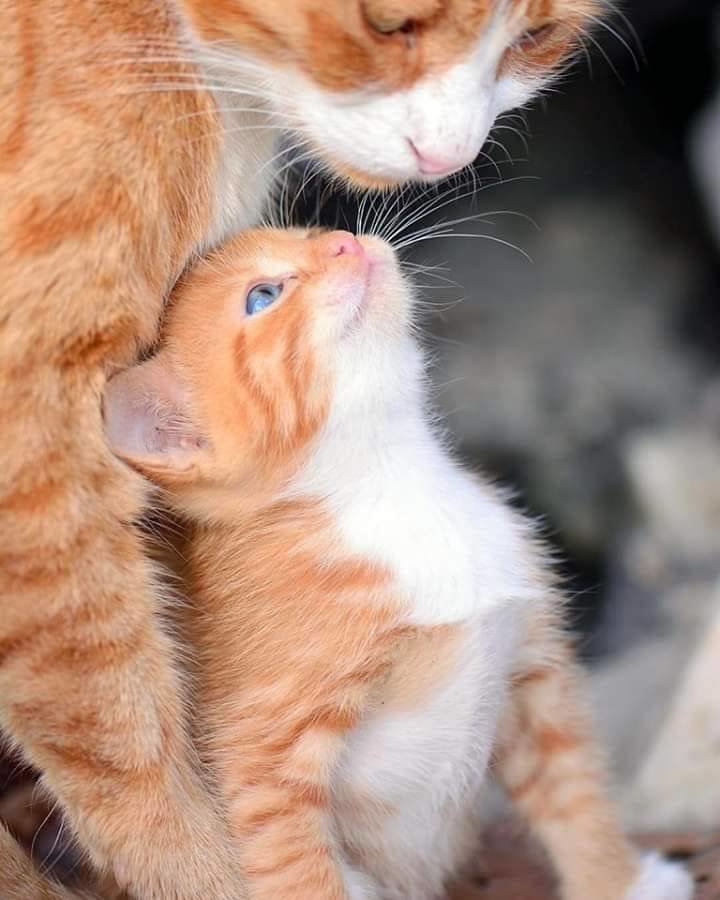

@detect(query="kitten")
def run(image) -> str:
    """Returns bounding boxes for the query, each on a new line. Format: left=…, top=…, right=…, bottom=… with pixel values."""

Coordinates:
left=0, top=1, right=605, bottom=895
left=105, top=228, right=694, bottom=900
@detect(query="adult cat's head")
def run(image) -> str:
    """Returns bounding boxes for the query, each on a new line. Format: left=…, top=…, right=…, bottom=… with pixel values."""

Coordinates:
left=104, top=228, right=422, bottom=513
left=177, top=0, right=602, bottom=185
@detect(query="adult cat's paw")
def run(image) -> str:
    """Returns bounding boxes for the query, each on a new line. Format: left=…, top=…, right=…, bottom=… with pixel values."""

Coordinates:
left=625, top=853, right=694, bottom=900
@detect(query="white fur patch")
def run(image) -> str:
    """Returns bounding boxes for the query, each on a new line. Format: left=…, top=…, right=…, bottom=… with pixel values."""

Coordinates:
left=270, top=15, right=539, bottom=183
left=625, top=854, right=695, bottom=900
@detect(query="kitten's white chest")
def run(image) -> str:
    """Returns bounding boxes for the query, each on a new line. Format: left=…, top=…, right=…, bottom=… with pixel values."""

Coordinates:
left=334, top=605, right=522, bottom=898
left=322, top=443, right=539, bottom=628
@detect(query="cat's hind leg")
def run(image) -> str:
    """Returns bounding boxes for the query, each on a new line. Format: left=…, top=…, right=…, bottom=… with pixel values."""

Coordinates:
left=625, top=854, right=696, bottom=900
left=493, top=602, right=694, bottom=900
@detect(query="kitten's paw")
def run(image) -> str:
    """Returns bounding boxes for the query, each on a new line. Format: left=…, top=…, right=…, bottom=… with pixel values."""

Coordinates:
left=624, top=853, right=694, bottom=900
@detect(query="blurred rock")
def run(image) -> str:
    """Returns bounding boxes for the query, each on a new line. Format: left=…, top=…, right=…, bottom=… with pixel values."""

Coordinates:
left=590, top=411, right=720, bottom=825
left=691, top=10, right=720, bottom=248
left=433, top=192, right=713, bottom=568
left=629, top=587, right=720, bottom=831
left=625, top=429, right=720, bottom=561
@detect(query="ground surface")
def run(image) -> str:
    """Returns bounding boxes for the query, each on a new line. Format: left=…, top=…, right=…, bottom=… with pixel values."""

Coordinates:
left=1, top=758, right=717, bottom=899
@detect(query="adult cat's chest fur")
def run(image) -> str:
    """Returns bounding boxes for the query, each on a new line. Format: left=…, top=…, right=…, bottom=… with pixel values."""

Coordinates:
left=202, top=98, right=278, bottom=250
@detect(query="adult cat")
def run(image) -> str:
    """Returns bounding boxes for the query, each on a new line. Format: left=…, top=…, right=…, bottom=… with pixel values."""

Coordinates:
left=0, top=1, right=601, bottom=897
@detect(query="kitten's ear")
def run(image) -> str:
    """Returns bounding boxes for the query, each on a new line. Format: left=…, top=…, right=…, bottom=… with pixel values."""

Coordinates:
left=104, top=355, right=207, bottom=477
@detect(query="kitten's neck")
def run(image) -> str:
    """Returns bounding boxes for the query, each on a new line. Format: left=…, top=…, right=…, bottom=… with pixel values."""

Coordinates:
left=287, top=404, right=452, bottom=509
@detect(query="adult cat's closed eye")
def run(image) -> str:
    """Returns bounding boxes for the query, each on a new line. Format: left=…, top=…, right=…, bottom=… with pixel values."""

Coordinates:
left=1, top=1, right=602, bottom=897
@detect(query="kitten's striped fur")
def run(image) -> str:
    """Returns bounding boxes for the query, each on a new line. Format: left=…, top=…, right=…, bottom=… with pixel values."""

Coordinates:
left=105, top=229, right=693, bottom=900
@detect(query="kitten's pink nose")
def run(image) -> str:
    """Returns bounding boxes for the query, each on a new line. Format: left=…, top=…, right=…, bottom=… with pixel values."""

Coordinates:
left=408, top=140, right=468, bottom=177
left=325, top=230, right=364, bottom=258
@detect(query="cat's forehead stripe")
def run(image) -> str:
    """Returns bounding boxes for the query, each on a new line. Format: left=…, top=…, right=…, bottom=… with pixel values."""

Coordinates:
left=184, top=0, right=598, bottom=93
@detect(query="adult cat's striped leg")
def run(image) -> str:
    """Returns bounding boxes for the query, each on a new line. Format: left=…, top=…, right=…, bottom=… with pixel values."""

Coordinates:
left=0, top=824, right=95, bottom=900
left=494, top=602, right=694, bottom=900
left=0, top=371, right=245, bottom=899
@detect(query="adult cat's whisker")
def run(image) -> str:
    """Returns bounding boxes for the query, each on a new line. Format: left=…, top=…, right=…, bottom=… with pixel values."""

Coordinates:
left=586, top=12, right=643, bottom=70
left=287, top=160, right=321, bottom=226
left=492, top=124, right=530, bottom=156
left=189, top=123, right=308, bottom=148
left=266, top=144, right=317, bottom=184
left=30, top=801, right=61, bottom=876
left=393, top=209, right=535, bottom=251
left=169, top=104, right=300, bottom=126
left=605, top=3, right=646, bottom=62
left=36, top=803, right=69, bottom=878
left=96, top=63, right=289, bottom=106
left=377, top=176, right=480, bottom=242
left=380, top=177, right=535, bottom=246
left=581, top=29, right=625, bottom=83
left=394, top=231, right=532, bottom=262
left=369, top=183, right=411, bottom=239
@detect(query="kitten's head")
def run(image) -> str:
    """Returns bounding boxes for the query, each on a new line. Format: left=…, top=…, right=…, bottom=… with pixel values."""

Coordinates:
left=104, top=228, right=419, bottom=512
left=178, top=0, right=602, bottom=185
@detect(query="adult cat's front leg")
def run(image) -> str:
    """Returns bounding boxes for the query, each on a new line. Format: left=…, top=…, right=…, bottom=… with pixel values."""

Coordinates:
left=0, top=10, right=243, bottom=886
left=0, top=824, right=96, bottom=900
left=0, top=371, right=244, bottom=899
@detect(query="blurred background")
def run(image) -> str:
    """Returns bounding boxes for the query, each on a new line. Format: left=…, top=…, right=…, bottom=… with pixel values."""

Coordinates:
left=293, top=0, right=720, bottom=832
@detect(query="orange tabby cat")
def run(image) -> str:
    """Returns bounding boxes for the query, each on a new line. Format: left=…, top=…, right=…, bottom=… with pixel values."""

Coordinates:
left=1, top=1, right=602, bottom=896
left=105, top=228, right=693, bottom=900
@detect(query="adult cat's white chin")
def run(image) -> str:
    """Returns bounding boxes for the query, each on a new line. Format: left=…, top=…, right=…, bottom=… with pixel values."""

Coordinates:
left=271, top=35, right=538, bottom=187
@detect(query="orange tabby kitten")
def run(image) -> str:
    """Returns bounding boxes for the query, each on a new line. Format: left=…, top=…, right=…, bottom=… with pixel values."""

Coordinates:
left=1, top=1, right=603, bottom=895
left=105, top=228, right=694, bottom=900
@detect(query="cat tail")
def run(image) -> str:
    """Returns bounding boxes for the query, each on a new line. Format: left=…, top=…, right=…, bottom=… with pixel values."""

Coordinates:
left=493, top=601, right=694, bottom=900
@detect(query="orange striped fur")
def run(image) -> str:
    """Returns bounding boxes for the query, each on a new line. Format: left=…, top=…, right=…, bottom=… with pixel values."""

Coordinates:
left=2, top=0, right=607, bottom=894
left=105, top=229, right=692, bottom=900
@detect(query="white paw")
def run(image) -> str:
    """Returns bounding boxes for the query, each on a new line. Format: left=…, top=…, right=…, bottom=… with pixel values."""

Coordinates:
left=624, top=853, right=695, bottom=900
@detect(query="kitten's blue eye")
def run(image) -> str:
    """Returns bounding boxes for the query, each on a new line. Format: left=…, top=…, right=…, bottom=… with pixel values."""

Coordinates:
left=246, top=282, right=283, bottom=316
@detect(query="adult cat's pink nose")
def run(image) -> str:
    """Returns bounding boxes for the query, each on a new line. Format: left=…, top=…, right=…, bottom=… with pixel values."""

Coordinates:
left=325, top=231, right=364, bottom=258
left=408, top=140, right=467, bottom=177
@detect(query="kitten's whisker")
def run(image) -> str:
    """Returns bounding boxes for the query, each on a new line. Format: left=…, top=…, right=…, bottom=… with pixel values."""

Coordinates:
left=382, top=177, right=477, bottom=244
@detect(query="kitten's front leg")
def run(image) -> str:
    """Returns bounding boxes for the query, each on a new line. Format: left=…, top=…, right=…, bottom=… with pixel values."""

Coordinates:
left=208, top=612, right=403, bottom=900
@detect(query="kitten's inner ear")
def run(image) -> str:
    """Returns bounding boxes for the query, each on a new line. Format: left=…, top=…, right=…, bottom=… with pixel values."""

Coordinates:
left=104, top=355, right=207, bottom=475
